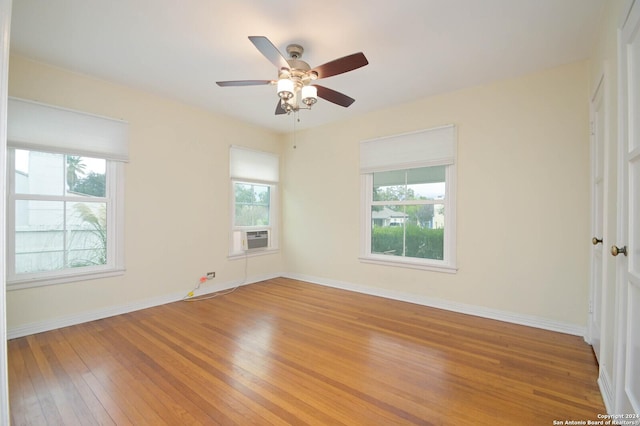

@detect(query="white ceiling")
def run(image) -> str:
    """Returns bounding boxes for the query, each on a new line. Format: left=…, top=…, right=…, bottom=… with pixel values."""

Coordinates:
left=10, top=0, right=605, bottom=134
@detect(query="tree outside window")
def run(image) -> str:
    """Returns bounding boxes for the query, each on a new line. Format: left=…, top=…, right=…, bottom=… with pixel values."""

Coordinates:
left=371, top=166, right=446, bottom=261
left=234, top=182, right=270, bottom=227
left=12, top=150, right=109, bottom=275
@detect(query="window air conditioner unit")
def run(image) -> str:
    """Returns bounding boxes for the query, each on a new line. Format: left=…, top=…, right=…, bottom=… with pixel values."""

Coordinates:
left=242, top=230, right=269, bottom=251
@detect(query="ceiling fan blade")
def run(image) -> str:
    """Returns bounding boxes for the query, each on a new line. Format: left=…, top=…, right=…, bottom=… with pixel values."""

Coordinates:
left=315, top=85, right=355, bottom=107
left=275, top=101, right=287, bottom=115
left=249, top=36, right=290, bottom=71
left=311, top=52, right=368, bottom=79
left=216, top=80, right=274, bottom=87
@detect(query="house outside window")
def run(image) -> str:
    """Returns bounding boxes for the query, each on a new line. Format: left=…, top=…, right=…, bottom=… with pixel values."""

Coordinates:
left=7, top=98, right=128, bottom=288
left=360, top=125, right=457, bottom=272
left=229, top=146, right=279, bottom=256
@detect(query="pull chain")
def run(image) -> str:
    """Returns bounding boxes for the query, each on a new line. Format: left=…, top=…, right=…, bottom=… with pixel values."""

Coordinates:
left=292, top=110, right=298, bottom=149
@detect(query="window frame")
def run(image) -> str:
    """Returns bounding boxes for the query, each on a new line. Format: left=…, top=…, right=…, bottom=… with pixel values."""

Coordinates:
left=360, top=162, right=457, bottom=273
left=228, top=145, right=279, bottom=258
left=6, top=148, right=125, bottom=289
left=359, top=125, right=457, bottom=273
left=228, top=178, right=279, bottom=258
left=232, top=181, right=272, bottom=227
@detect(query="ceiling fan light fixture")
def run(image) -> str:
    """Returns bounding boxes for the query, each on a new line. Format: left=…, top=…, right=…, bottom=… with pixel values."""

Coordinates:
left=301, top=85, right=318, bottom=106
left=277, top=78, right=294, bottom=100
left=216, top=36, right=369, bottom=116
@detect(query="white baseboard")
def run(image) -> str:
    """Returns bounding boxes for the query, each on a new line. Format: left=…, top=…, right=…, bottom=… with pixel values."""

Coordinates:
left=283, top=272, right=587, bottom=337
left=8, top=271, right=586, bottom=339
left=598, top=368, right=614, bottom=414
left=7, top=272, right=280, bottom=339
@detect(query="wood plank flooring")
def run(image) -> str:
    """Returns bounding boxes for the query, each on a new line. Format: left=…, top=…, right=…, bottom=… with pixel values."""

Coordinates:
left=8, top=277, right=605, bottom=425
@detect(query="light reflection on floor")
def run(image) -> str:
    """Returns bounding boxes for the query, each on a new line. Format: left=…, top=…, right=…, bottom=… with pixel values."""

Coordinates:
left=230, top=313, right=276, bottom=380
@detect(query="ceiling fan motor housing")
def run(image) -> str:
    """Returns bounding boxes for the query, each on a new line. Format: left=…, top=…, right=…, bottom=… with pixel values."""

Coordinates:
left=279, top=44, right=317, bottom=90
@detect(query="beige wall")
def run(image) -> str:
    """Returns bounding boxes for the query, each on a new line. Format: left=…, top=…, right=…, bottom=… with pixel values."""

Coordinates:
left=7, top=55, right=284, bottom=328
left=283, top=60, right=590, bottom=327
left=7, top=54, right=592, bottom=331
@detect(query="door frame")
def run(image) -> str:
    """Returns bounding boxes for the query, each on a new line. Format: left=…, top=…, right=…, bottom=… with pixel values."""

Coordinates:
left=588, top=71, right=607, bottom=355
left=0, top=0, right=12, bottom=423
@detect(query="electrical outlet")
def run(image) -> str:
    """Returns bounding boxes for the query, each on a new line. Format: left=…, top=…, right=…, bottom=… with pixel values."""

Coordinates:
left=206, top=272, right=215, bottom=280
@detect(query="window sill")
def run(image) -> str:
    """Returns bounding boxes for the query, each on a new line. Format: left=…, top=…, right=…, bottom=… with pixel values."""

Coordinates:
left=7, top=268, right=126, bottom=291
left=359, top=255, right=457, bottom=274
left=228, top=248, right=280, bottom=260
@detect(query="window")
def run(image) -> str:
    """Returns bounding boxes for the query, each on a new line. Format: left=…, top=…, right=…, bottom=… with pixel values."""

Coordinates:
left=234, top=182, right=270, bottom=227
left=229, top=146, right=279, bottom=256
left=7, top=98, right=128, bottom=288
left=360, top=125, right=457, bottom=272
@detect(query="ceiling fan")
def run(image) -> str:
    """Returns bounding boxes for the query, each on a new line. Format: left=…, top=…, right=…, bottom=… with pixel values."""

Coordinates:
left=216, top=36, right=369, bottom=115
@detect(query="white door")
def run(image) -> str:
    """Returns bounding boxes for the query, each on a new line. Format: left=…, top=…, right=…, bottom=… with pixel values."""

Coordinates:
left=590, top=75, right=606, bottom=363
left=615, top=0, right=640, bottom=414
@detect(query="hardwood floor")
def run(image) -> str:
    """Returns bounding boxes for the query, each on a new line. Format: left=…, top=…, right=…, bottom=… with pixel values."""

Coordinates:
left=8, top=277, right=604, bottom=425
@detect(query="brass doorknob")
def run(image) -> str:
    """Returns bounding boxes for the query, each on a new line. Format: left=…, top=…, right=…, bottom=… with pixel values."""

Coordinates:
left=592, top=237, right=603, bottom=245
left=611, top=245, right=627, bottom=257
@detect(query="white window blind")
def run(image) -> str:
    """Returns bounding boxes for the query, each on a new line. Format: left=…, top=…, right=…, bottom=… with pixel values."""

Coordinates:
left=230, top=145, right=279, bottom=183
left=7, top=97, right=129, bottom=162
left=360, top=124, right=456, bottom=173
